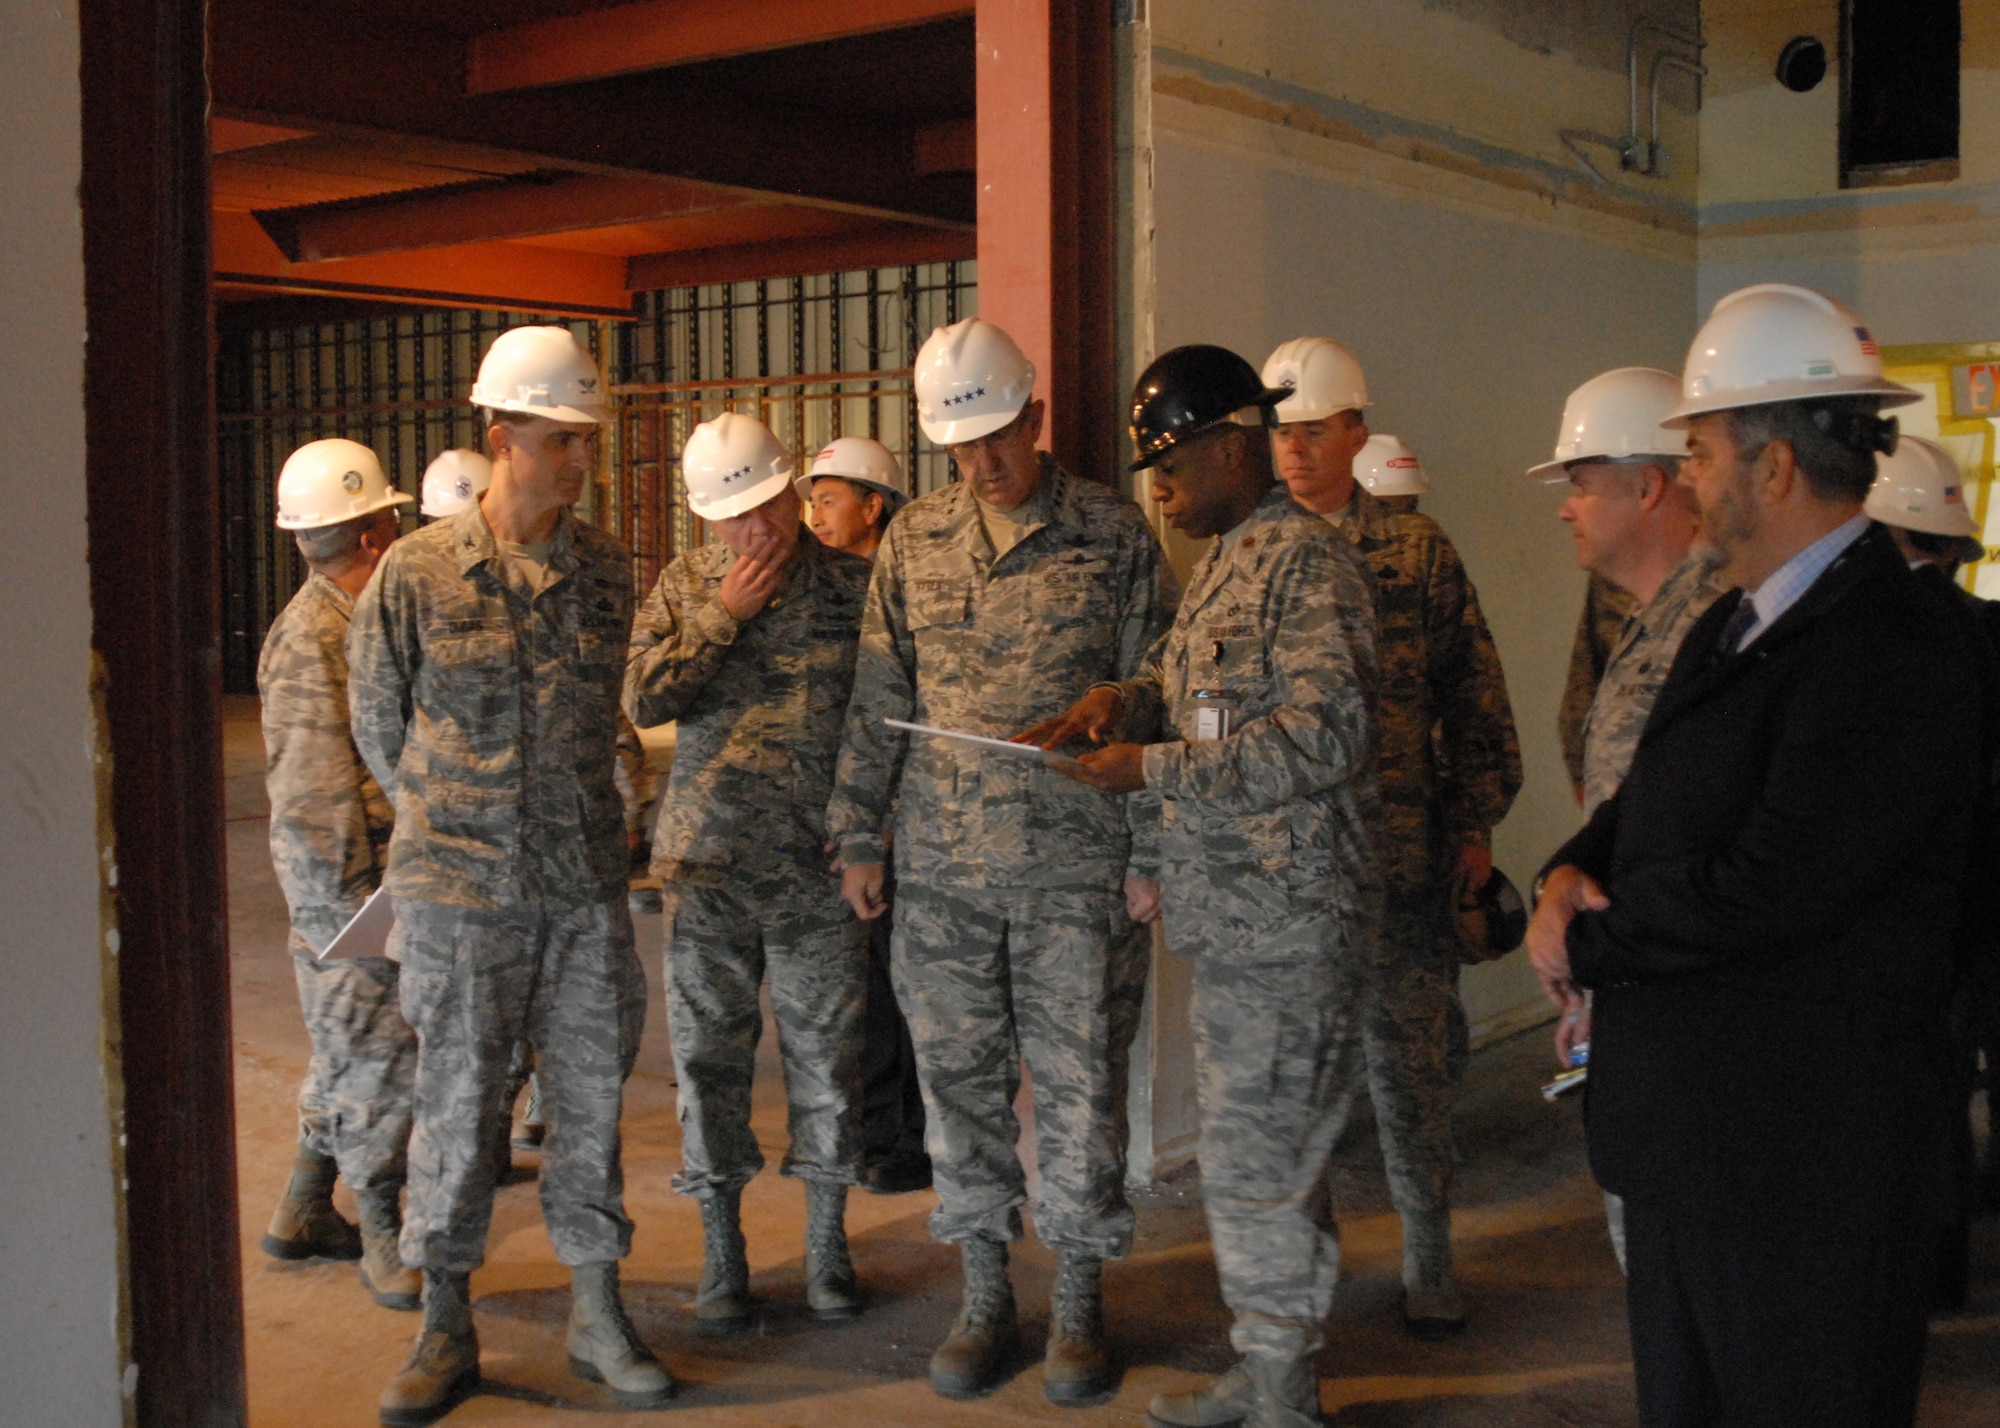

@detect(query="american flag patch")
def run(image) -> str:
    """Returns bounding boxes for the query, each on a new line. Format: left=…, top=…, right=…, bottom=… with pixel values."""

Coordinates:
left=1854, top=327, right=1879, bottom=357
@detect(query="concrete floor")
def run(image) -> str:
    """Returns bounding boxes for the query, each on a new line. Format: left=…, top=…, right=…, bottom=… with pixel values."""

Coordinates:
left=222, top=697, right=2000, bottom=1425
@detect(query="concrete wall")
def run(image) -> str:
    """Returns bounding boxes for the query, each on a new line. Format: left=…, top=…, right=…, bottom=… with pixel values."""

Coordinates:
left=1699, top=1, right=2000, bottom=341
left=1117, top=0, right=1703, bottom=1173
left=0, top=3, right=130, bottom=1423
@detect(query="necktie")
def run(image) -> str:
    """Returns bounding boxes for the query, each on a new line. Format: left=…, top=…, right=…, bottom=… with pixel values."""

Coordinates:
left=1716, top=598, right=1758, bottom=657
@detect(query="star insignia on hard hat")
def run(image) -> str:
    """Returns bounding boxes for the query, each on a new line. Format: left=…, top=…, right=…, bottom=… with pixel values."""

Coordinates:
left=341, top=470, right=365, bottom=494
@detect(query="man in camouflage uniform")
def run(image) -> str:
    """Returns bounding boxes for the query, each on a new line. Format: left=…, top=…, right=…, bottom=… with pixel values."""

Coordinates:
left=1556, top=576, right=1637, bottom=804
left=1260, top=337, right=1521, bottom=1336
left=800, top=438, right=931, bottom=1195
left=827, top=318, right=1171, bottom=1405
left=1030, top=345, right=1379, bottom=1428
left=1530, top=365, right=1720, bottom=1274
left=348, top=326, right=670, bottom=1424
left=624, top=413, right=873, bottom=1329
left=259, top=438, right=421, bottom=1314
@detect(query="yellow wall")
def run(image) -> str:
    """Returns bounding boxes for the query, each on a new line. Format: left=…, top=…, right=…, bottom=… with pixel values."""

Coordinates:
left=1883, top=344, right=2000, bottom=597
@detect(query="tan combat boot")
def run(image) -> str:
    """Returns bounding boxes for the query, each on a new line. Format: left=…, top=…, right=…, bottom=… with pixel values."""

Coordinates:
left=1400, top=1208, right=1466, bottom=1339
left=1146, top=1362, right=1253, bottom=1427
left=1044, top=1251, right=1115, bottom=1405
left=355, top=1186, right=421, bottom=1311
left=929, top=1235, right=1017, bottom=1399
left=567, top=1260, right=674, bottom=1408
left=695, top=1186, right=753, bottom=1332
left=804, top=1181, right=861, bottom=1320
left=1244, top=1355, right=1322, bottom=1428
left=378, top=1270, right=479, bottom=1427
left=262, top=1144, right=361, bottom=1262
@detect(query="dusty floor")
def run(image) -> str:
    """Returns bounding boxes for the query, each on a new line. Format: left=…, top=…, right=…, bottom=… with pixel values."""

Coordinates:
left=223, top=698, right=2000, bottom=1425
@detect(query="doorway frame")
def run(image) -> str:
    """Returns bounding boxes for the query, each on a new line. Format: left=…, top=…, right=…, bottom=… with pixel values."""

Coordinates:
left=81, top=0, right=246, bottom=1421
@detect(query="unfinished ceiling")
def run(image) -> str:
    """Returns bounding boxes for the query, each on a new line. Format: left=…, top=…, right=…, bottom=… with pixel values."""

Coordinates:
left=208, top=0, right=978, bottom=316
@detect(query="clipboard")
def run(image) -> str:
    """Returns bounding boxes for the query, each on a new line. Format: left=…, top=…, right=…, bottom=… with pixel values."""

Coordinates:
left=885, top=718, right=1053, bottom=763
left=318, top=884, right=397, bottom=961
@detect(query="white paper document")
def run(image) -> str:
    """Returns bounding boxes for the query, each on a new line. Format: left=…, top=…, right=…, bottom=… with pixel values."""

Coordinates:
left=885, top=718, right=1054, bottom=763
left=318, top=884, right=397, bottom=961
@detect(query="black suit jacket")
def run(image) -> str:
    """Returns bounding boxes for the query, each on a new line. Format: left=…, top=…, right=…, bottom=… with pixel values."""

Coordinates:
left=1549, top=523, right=1983, bottom=1222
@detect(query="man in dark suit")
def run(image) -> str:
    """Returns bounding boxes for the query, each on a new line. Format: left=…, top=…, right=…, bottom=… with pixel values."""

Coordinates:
left=1527, top=283, right=1985, bottom=1428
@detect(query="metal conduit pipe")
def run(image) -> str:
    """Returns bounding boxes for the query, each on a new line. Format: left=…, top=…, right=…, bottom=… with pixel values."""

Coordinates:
left=1626, top=16, right=1704, bottom=150
left=1646, top=51, right=1708, bottom=176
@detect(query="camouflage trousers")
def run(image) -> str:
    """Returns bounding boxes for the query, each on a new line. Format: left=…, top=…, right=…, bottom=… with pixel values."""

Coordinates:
left=1328, top=899, right=1460, bottom=1219
left=893, top=880, right=1149, bottom=1257
left=289, top=936, right=416, bottom=1190
left=394, top=897, right=647, bottom=1272
left=1179, top=905, right=1365, bottom=1363
left=661, top=867, right=866, bottom=1196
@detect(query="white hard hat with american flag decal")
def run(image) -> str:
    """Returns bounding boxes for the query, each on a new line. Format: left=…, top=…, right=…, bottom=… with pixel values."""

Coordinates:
left=1665, top=283, right=1919, bottom=425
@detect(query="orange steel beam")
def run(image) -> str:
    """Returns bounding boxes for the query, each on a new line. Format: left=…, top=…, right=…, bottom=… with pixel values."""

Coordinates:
left=467, top=0, right=973, bottom=95
left=255, top=171, right=745, bottom=262
left=915, top=118, right=976, bottom=176
left=213, top=210, right=634, bottom=318
left=211, top=0, right=969, bottom=227
left=626, top=224, right=975, bottom=291
left=210, top=115, right=313, bottom=153
left=975, top=0, right=1114, bottom=481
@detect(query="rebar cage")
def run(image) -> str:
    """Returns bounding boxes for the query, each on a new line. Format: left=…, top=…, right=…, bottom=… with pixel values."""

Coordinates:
left=216, top=261, right=976, bottom=692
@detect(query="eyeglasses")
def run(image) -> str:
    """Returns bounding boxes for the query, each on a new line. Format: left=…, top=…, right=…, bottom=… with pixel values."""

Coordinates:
left=945, top=410, right=1028, bottom=466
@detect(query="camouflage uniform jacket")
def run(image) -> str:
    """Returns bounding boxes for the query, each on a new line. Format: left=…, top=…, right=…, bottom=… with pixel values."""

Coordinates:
left=827, top=456, right=1172, bottom=890
left=347, top=504, right=635, bottom=910
left=259, top=572, right=393, bottom=951
left=626, top=530, right=871, bottom=886
left=1580, top=549, right=1725, bottom=815
left=1558, top=575, right=1639, bottom=791
left=1323, top=487, right=1521, bottom=906
left=1111, top=483, right=1382, bottom=928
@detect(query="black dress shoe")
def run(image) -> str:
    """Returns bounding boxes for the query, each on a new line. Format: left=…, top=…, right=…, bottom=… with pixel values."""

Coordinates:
left=861, top=1152, right=933, bottom=1196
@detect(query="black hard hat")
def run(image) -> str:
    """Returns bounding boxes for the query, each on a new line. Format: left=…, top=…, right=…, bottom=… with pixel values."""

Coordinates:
left=1453, top=868, right=1528, bottom=964
left=1129, top=344, right=1291, bottom=472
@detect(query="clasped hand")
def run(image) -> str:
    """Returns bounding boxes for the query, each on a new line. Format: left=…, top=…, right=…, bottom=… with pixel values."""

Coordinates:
left=1526, top=864, right=1609, bottom=1020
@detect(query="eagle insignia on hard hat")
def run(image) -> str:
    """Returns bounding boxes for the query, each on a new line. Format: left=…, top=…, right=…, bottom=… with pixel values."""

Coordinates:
left=453, top=477, right=473, bottom=499
left=341, top=469, right=365, bottom=494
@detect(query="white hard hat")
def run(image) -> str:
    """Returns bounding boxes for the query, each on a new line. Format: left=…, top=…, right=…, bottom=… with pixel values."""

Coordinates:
left=683, top=412, right=795, bottom=521
left=1528, top=367, right=1686, bottom=481
left=1261, top=337, right=1371, bottom=424
left=1665, top=283, right=1919, bottom=425
left=1356, top=434, right=1429, bottom=496
left=468, top=325, right=613, bottom=423
left=914, top=318, right=1037, bottom=445
left=793, top=436, right=909, bottom=511
left=274, top=438, right=413, bottom=530
left=1865, top=435, right=1979, bottom=538
left=420, top=449, right=493, bottom=518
